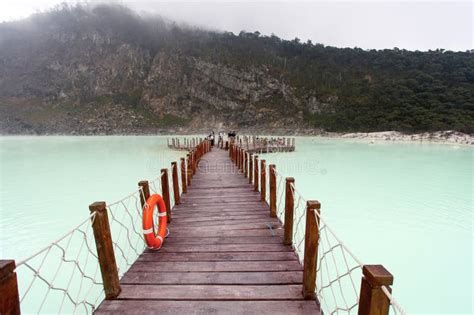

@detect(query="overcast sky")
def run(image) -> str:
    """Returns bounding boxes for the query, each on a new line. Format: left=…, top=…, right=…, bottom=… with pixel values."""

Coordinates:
left=0, top=0, right=472, bottom=51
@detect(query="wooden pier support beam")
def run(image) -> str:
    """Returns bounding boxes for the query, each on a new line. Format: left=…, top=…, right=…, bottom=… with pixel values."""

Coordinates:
left=171, top=162, right=180, bottom=205
left=254, top=155, right=259, bottom=191
left=138, top=180, right=150, bottom=208
left=269, top=164, right=276, bottom=217
left=283, top=177, right=295, bottom=245
left=358, top=265, right=394, bottom=315
left=161, top=169, right=172, bottom=223
left=260, top=159, right=266, bottom=202
left=89, top=202, right=121, bottom=300
left=0, top=260, right=21, bottom=315
left=302, top=200, right=321, bottom=300
left=180, top=157, right=187, bottom=193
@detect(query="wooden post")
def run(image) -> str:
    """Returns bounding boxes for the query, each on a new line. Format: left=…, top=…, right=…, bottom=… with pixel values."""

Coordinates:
left=358, top=265, right=393, bottom=315
left=302, top=200, right=321, bottom=300
left=89, top=202, right=121, bottom=299
left=269, top=164, right=276, bottom=217
left=254, top=155, right=259, bottom=191
left=283, top=177, right=295, bottom=245
left=260, top=159, right=266, bottom=201
left=192, top=150, right=197, bottom=175
left=187, top=154, right=192, bottom=186
left=181, top=157, right=187, bottom=193
left=161, top=169, right=172, bottom=223
left=237, top=148, right=240, bottom=169
left=248, top=153, right=253, bottom=184
left=243, top=151, right=247, bottom=178
left=0, top=260, right=20, bottom=315
left=171, top=162, right=180, bottom=205
left=138, top=180, right=150, bottom=209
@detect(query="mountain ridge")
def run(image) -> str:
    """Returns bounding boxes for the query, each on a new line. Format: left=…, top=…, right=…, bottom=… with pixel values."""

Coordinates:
left=0, top=3, right=473, bottom=135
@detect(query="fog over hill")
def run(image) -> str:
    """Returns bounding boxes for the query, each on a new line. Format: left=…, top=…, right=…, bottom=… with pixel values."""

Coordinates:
left=0, top=3, right=473, bottom=135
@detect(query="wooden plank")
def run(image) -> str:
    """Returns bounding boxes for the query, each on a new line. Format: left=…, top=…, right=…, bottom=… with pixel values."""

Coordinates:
left=117, top=284, right=304, bottom=300
left=137, top=251, right=297, bottom=262
left=165, top=228, right=283, bottom=238
left=168, top=222, right=282, bottom=231
left=170, top=214, right=272, bottom=223
left=145, top=244, right=293, bottom=253
left=164, top=236, right=283, bottom=245
left=121, top=271, right=303, bottom=285
left=171, top=210, right=274, bottom=218
left=169, top=217, right=279, bottom=228
left=128, top=261, right=302, bottom=272
left=96, top=300, right=319, bottom=314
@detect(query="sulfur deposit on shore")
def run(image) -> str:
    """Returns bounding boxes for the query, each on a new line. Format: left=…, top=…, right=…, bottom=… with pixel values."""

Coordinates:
left=332, top=131, right=473, bottom=145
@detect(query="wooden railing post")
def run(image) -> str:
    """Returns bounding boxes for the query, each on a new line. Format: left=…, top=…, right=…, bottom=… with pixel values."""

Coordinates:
left=187, top=153, right=192, bottom=186
left=243, top=151, right=247, bottom=177
left=248, top=153, right=253, bottom=184
left=254, top=155, right=259, bottom=191
left=180, top=157, right=187, bottom=193
left=240, top=148, right=243, bottom=170
left=302, top=200, right=321, bottom=300
left=269, top=164, right=276, bottom=217
left=237, top=148, right=241, bottom=169
left=283, top=177, right=295, bottom=245
left=260, top=159, right=266, bottom=201
left=192, top=150, right=197, bottom=175
left=89, top=202, right=121, bottom=299
left=161, top=169, right=172, bottom=223
left=171, top=162, right=180, bottom=205
left=358, top=265, right=393, bottom=315
left=138, top=180, right=150, bottom=208
left=0, top=260, right=21, bottom=315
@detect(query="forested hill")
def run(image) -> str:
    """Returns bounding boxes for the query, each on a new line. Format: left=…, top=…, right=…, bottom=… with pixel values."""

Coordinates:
left=0, top=4, right=473, bottom=134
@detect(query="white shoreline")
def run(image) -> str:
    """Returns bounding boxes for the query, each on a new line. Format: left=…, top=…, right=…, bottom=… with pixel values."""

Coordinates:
left=324, top=130, right=473, bottom=146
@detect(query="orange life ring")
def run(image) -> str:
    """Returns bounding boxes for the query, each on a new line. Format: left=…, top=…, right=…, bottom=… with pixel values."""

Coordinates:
left=142, top=194, right=168, bottom=249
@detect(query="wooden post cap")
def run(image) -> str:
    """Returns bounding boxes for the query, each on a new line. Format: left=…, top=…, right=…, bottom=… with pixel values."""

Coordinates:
left=138, top=180, right=149, bottom=188
left=89, top=201, right=106, bottom=212
left=286, top=177, right=295, bottom=183
left=0, top=260, right=15, bottom=279
left=363, top=265, right=394, bottom=286
left=307, top=200, right=321, bottom=210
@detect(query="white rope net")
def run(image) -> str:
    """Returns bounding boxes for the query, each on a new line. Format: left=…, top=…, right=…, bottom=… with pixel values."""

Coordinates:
left=106, top=187, right=147, bottom=279
left=13, top=179, right=169, bottom=314
left=15, top=212, right=104, bottom=314
left=268, top=166, right=406, bottom=315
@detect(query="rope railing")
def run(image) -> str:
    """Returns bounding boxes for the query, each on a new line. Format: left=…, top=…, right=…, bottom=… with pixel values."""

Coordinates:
left=230, top=142, right=406, bottom=315
left=106, top=187, right=147, bottom=277
left=14, top=212, right=104, bottom=314
left=2, top=139, right=212, bottom=314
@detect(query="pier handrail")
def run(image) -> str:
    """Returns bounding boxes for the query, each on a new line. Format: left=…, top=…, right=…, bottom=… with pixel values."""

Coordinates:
left=230, top=143, right=406, bottom=315
left=1, top=138, right=210, bottom=314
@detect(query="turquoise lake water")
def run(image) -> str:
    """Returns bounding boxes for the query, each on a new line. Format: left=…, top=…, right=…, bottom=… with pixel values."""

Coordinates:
left=0, top=136, right=472, bottom=314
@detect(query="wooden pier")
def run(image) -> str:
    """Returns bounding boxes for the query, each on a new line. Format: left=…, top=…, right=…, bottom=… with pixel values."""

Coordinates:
left=95, top=148, right=320, bottom=314
left=1, top=139, right=401, bottom=315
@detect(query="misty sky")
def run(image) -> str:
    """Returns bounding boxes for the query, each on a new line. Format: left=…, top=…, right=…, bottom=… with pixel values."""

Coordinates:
left=0, top=0, right=472, bottom=51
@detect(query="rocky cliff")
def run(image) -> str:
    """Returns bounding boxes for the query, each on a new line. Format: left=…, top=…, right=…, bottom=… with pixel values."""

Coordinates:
left=0, top=4, right=472, bottom=134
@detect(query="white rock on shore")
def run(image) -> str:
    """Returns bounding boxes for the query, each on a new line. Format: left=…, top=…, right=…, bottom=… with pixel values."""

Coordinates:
left=333, top=130, right=473, bottom=145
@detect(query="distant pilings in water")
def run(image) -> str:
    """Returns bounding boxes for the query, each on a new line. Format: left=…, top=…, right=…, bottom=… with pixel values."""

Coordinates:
left=168, top=137, right=204, bottom=151
left=234, top=135, right=295, bottom=153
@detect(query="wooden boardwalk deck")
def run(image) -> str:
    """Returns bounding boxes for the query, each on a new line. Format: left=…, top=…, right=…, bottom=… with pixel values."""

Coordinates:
left=95, top=149, right=320, bottom=314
